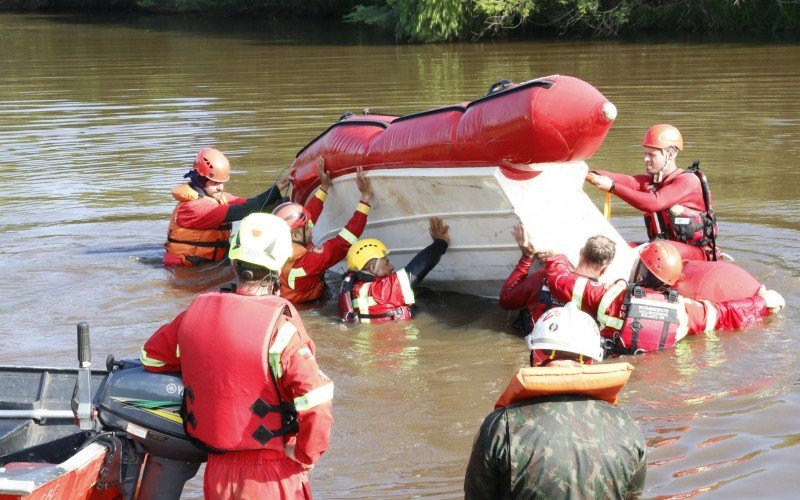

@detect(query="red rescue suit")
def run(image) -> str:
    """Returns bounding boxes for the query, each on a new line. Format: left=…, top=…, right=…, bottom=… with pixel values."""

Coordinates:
left=140, top=291, right=333, bottom=498
left=544, top=254, right=771, bottom=352
left=163, top=184, right=246, bottom=266
left=597, top=168, right=717, bottom=261
left=351, top=269, right=416, bottom=323
left=499, top=256, right=564, bottom=333
left=280, top=188, right=371, bottom=303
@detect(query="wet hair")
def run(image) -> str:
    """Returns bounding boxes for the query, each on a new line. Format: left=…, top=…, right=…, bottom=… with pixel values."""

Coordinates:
left=580, top=235, right=616, bottom=268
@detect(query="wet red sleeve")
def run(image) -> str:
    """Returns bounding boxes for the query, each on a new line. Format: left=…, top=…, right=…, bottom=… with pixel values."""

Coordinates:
left=174, top=198, right=231, bottom=230
left=612, top=172, right=700, bottom=212
left=544, top=255, right=578, bottom=303
left=300, top=207, right=369, bottom=275
left=279, top=328, right=333, bottom=466
left=684, top=296, right=769, bottom=334
left=594, top=170, right=650, bottom=192
left=304, top=189, right=326, bottom=224
left=141, top=311, right=186, bottom=373
left=499, top=256, right=541, bottom=310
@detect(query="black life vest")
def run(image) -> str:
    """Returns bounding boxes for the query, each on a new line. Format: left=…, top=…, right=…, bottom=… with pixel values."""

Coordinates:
left=645, top=161, right=718, bottom=259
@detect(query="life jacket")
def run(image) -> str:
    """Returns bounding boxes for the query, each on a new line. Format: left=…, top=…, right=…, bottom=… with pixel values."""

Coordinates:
left=610, top=285, right=682, bottom=355
left=644, top=162, right=718, bottom=258
left=164, top=184, right=232, bottom=265
left=513, top=278, right=565, bottom=334
left=280, top=244, right=325, bottom=303
left=348, top=270, right=415, bottom=323
left=495, top=362, right=634, bottom=408
left=179, top=292, right=306, bottom=452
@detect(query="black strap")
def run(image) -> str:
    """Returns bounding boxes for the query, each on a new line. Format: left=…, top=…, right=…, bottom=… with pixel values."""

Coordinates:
left=166, top=237, right=230, bottom=248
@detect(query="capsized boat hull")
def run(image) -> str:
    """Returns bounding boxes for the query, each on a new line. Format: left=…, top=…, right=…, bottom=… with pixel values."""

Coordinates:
left=312, top=164, right=638, bottom=297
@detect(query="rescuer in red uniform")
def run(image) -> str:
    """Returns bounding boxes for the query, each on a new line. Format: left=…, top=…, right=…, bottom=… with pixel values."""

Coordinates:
left=163, top=147, right=291, bottom=266
left=338, top=217, right=450, bottom=323
left=499, top=223, right=616, bottom=333
left=142, top=213, right=333, bottom=499
left=535, top=235, right=785, bottom=354
left=585, top=124, right=720, bottom=261
left=273, top=159, right=374, bottom=303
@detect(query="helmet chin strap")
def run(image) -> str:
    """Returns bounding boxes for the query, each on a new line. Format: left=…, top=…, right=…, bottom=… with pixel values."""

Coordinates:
left=653, top=150, right=673, bottom=184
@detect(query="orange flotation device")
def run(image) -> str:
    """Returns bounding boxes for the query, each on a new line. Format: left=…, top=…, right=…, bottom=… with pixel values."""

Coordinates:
left=495, top=362, right=634, bottom=408
left=165, top=184, right=232, bottom=265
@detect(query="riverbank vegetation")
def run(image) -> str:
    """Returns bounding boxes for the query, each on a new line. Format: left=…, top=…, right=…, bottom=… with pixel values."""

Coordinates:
left=4, top=0, right=799, bottom=42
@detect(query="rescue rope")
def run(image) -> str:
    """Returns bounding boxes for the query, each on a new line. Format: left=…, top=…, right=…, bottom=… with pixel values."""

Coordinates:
left=603, top=192, right=612, bottom=220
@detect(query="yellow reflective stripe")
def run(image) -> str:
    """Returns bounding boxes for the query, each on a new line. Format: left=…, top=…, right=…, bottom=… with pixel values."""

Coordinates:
left=294, top=382, right=334, bottom=411
left=356, top=202, right=371, bottom=215
left=339, top=228, right=358, bottom=245
left=701, top=299, right=717, bottom=333
left=597, top=281, right=627, bottom=330
left=287, top=267, right=307, bottom=289
left=571, top=278, right=587, bottom=309
left=356, top=283, right=372, bottom=317
left=176, top=344, right=180, bottom=358
left=397, top=269, right=416, bottom=305
left=139, top=349, right=165, bottom=368
left=268, top=322, right=298, bottom=379
left=315, top=189, right=328, bottom=202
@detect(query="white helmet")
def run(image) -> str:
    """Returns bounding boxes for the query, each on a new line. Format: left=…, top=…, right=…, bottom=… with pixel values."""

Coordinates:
left=525, top=302, right=604, bottom=362
left=228, top=213, right=292, bottom=272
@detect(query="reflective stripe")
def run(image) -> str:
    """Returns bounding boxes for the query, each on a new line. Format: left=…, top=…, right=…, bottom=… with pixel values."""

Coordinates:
left=571, top=278, right=587, bottom=309
left=139, top=349, right=166, bottom=368
left=397, top=269, right=416, bottom=305
left=315, top=189, right=327, bottom=202
left=287, top=267, right=307, bottom=289
left=356, top=283, right=372, bottom=320
left=597, top=281, right=627, bottom=330
left=356, top=202, right=370, bottom=215
left=176, top=344, right=180, bottom=358
left=268, top=322, right=298, bottom=379
left=675, top=299, right=691, bottom=341
left=294, top=382, right=334, bottom=411
left=339, top=228, right=358, bottom=245
left=701, top=299, right=718, bottom=333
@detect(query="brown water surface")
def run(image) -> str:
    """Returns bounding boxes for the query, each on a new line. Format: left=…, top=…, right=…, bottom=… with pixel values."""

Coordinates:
left=1, top=13, right=798, bottom=498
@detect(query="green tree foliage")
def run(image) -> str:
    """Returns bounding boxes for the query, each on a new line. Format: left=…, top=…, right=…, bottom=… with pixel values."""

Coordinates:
left=347, top=0, right=800, bottom=41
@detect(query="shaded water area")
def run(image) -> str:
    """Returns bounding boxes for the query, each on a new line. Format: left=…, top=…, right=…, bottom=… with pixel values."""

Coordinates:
left=1, top=12, right=799, bottom=498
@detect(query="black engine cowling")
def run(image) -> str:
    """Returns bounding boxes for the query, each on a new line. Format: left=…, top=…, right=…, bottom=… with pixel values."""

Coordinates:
left=97, top=365, right=206, bottom=463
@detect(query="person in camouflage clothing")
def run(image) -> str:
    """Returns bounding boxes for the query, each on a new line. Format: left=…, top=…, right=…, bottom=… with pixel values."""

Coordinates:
left=464, top=303, right=647, bottom=499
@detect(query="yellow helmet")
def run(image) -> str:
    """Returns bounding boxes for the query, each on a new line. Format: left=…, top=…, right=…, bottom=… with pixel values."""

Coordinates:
left=228, top=214, right=292, bottom=272
left=346, top=238, right=389, bottom=271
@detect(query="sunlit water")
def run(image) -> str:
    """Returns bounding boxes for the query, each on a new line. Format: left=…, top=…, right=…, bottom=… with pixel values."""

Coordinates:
left=1, top=13, right=798, bottom=498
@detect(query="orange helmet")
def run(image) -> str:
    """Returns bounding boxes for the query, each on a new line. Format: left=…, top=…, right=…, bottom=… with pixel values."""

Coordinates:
left=194, top=148, right=230, bottom=182
left=642, top=124, right=683, bottom=151
left=638, top=241, right=683, bottom=286
left=272, top=202, right=312, bottom=230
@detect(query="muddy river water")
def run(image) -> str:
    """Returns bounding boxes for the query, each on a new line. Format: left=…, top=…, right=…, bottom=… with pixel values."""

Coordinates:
left=1, top=13, right=799, bottom=498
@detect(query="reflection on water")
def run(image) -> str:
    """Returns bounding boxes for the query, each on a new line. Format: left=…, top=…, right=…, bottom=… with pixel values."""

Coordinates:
left=0, top=12, right=799, bottom=498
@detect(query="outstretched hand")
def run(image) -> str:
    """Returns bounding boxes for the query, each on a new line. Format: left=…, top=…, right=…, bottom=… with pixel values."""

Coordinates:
left=511, top=223, right=536, bottom=258
left=355, top=166, right=373, bottom=203
left=585, top=171, right=613, bottom=192
left=317, top=157, right=332, bottom=191
left=276, top=160, right=294, bottom=190
left=429, top=217, right=450, bottom=245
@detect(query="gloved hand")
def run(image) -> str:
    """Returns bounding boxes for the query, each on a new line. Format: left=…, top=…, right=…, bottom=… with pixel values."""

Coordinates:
left=758, top=286, right=785, bottom=314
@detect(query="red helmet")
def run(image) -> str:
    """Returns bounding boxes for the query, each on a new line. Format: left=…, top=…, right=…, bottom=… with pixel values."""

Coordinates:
left=194, top=147, right=230, bottom=182
left=642, top=124, right=683, bottom=151
left=638, top=241, right=683, bottom=286
left=272, top=202, right=312, bottom=230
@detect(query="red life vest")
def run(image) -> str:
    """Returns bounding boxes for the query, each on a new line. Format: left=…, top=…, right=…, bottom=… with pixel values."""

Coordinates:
left=179, top=292, right=306, bottom=451
left=164, top=185, right=232, bottom=265
left=611, top=285, right=681, bottom=354
left=350, top=270, right=415, bottom=323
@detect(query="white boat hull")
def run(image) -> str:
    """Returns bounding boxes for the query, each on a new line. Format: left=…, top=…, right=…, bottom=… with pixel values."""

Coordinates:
left=312, top=164, right=638, bottom=298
